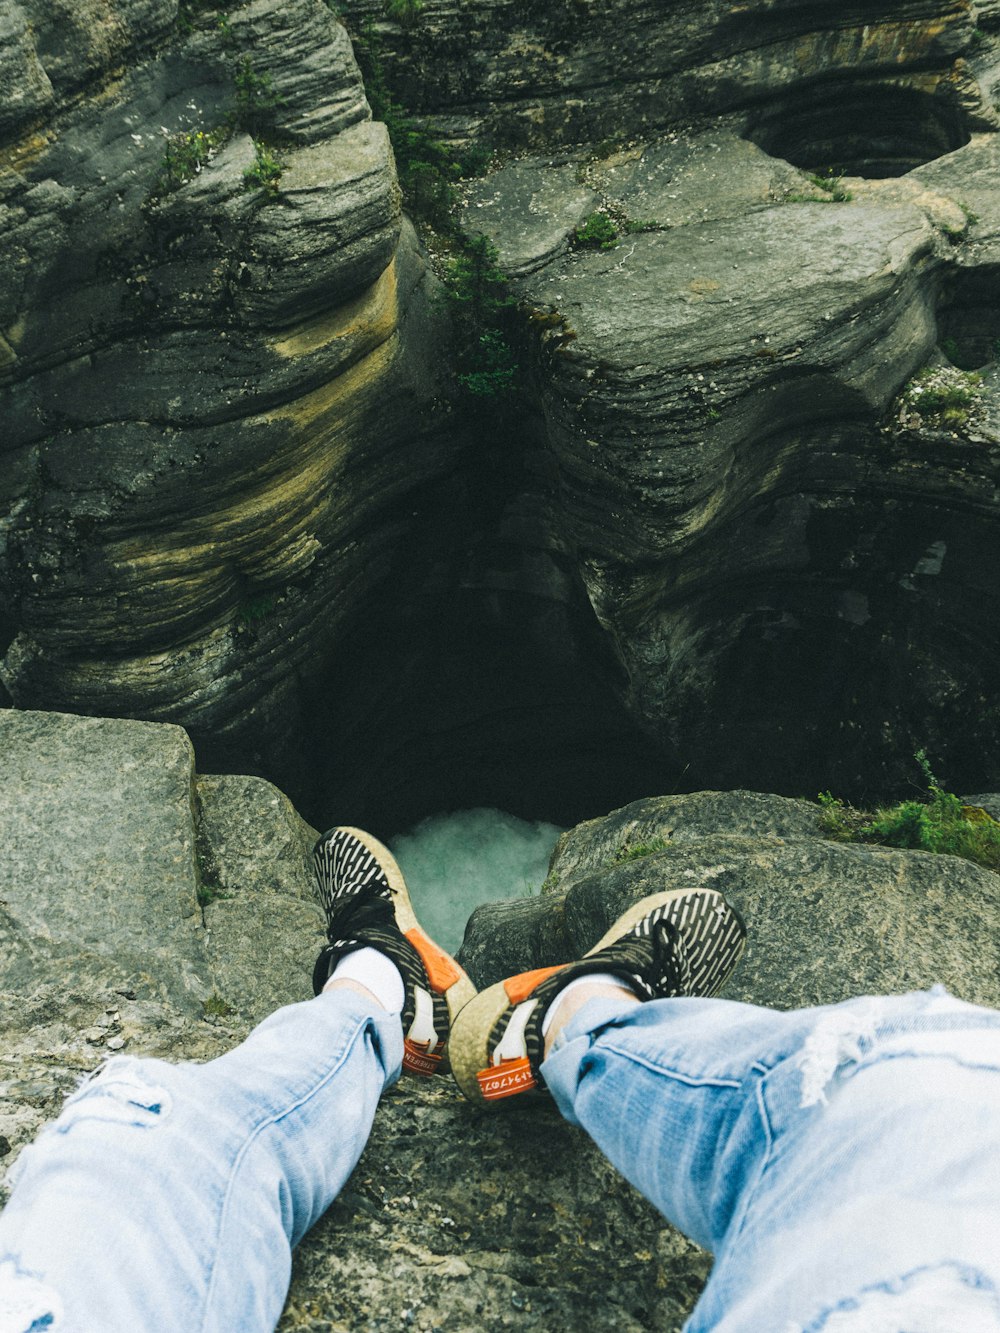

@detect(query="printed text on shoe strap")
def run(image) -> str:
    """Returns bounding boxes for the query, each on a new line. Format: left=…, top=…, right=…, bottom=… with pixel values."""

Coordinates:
left=476, top=1057, right=536, bottom=1101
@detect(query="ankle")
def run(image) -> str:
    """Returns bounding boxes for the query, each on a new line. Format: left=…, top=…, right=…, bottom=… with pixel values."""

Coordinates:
left=541, top=977, right=640, bottom=1061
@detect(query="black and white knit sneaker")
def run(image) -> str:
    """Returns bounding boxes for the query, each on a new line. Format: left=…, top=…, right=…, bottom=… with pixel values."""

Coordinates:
left=312, top=827, right=477, bottom=1077
left=448, top=888, right=746, bottom=1106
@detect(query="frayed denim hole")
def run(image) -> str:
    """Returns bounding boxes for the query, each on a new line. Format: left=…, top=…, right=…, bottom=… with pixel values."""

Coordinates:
left=803, top=1260, right=1000, bottom=1332
left=0, top=1257, right=64, bottom=1332
left=53, top=1062, right=172, bottom=1134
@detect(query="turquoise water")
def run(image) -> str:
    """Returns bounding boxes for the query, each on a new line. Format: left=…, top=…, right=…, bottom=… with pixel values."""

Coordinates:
left=390, top=808, right=564, bottom=955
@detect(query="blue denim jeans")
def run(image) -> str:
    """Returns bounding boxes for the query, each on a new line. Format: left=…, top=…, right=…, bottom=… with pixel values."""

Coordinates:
left=3, top=987, right=1000, bottom=1332
left=543, top=986, right=1000, bottom=1331
left=0, top=991, right=402, bottom=1332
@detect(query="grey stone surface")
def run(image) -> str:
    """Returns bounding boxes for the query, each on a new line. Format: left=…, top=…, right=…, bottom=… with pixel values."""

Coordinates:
left=337, top=0, right=983, bottom=149
left=462, top=791, right=1000, bottom=1010
left=462, top=159, right=599, bottom=275
left=0, top=709, right=208, bottom=1010
left=196, top=771, right=325, bottom=1022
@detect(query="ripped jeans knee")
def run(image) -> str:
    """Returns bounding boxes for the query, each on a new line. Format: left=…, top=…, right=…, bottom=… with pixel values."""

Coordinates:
left=5, top=1056, right=173, bottom=1199
left=0, top=1059, right=177, bottom=1331
left=0, top=1257, right=63, bottom=1333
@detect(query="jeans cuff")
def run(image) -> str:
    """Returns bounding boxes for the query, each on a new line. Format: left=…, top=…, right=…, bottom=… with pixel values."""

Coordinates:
left=541, top=996, right=645, bottom=1126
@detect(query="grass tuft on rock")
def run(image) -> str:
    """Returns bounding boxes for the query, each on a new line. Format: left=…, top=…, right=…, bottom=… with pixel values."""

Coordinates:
left=897, top=365, right=984, bottom=431
left=612, top=836, right=670, bottom=863
left=817, top=751, right=1000, bottom=873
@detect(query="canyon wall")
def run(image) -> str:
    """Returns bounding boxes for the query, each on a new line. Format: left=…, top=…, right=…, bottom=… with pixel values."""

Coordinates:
left=2, top=0, right=1000, bottom=826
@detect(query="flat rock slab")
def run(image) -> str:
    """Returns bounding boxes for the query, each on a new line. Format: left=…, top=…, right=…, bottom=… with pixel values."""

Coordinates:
left=0, top=708, right=209, bottom=1011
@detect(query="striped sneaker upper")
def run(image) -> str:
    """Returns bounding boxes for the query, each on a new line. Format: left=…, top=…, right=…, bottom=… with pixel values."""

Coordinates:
left=312, top=826, right=473, bottom=1076
left=474, top=890, right=745, bottom=1102
left=313, top=827, right=393, bottom=925
left=313, top=909, right=453, bottom=1077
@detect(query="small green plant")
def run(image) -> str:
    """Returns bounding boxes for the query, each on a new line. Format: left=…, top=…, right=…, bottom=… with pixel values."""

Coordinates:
left=385, top=0, right=423, bottom=23
left=623, top=218, right=662, bottom=235
left=787, top=168, right=853, bottom=205
left=612, top=836, right=669, bottom=864
left=236, top=594, right=277, bottom=627
left=243, top=142, right=283, bottom=194
left=940, top=336, right=961, bottom=364
left=197, top=869, right=226, bottom=907
left=203, top=992, right=234, bottom=1018
left=898, top=365, right=984, bottom=430
left=810, top=169, right=853, bottom=202
left=817, top=751, right=1000, bottom=873
left=156, top=125, right=229, bottom=193
left=454, top=140, right=494, bottom=179
left=573, top=211, right=619, bottom=250
left=441, top=234, right=520, bottom=397
left=233, top=57, right=286, bottom=133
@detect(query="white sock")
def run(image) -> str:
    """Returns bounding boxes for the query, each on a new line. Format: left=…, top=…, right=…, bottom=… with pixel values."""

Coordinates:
left=324, top=947, right=405, bottom=1014
left=540, top=970, right=639, bottom=1038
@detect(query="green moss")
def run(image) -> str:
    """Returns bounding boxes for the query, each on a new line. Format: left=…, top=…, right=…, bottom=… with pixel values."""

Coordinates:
left=612, top=836, right=669, bottom=863
left=817, top=751, right=1000, bottom=874
left=236, top=594, right=277, bottom=627
left=573, top=211, right=619, bottom=250
left=203, top=992, right=234, bottom=1018
left=899, top=365, right=984, bottom=430
left=385, top=0, right=423, bottom=24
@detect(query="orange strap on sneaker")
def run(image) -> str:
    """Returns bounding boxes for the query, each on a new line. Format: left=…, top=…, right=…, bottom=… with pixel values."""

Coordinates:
left=476, top=1057, right=537, bottom=1101
left=403, top=1037, right=443, bottom=1077
left=405, top=927, right=464, bottom=993
left=503, top=964, right=567, bottom=1005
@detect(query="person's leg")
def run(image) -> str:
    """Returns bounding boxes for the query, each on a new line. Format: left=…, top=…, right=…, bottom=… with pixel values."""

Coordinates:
left=0, top=986, right=400, bottom=1333
left=542, top=986, right=1000, bottom=1331
left=0, top=826, right=476, bottom=1333
left=449, top=890, right=1000, bottom=1329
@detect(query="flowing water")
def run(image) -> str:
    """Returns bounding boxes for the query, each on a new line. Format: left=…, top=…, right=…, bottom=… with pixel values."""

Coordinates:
left=389, top=808, right=564, bottom=954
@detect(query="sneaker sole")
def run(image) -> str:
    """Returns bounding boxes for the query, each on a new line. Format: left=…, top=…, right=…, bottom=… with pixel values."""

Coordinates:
left=321, top=826, right=477, bottom=1025
left=449, top=887, right=746, bottom=1107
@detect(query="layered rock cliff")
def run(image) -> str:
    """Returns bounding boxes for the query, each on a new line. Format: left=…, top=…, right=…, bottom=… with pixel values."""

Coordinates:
left=3, top=0, right=1000, bottom=829
left=0, top=0, right=461, bottom=819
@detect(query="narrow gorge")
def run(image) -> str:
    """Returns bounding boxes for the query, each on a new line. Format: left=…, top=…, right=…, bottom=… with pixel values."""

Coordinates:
left=4, top=0, right=1000, bottom=835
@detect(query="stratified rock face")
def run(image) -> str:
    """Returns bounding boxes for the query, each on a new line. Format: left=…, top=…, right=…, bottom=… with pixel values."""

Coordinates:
left=340, top=0, right=984, bottom=158
left=3, top=0, right=1000, bottom=823
left=459, top=113, right=1000, bottom=799
left=0, top=0, right=458, bottom=796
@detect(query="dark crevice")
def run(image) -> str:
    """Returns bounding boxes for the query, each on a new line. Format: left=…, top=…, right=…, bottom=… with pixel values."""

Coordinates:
left=747, top=77, right=971, bottom=177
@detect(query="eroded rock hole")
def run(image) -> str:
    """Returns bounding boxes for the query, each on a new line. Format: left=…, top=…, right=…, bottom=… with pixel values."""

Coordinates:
left=938, top=268, right=1000, bottom=370
left=748, top=81, right=970, bottom=178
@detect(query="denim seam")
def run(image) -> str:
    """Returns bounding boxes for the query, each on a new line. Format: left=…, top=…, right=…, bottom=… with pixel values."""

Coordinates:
left=594, top=1041, right=743, bottom=1090
left=722, top=1064, right=774, bottom=1253
left=199, top=1011, right=377, bottom=1330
